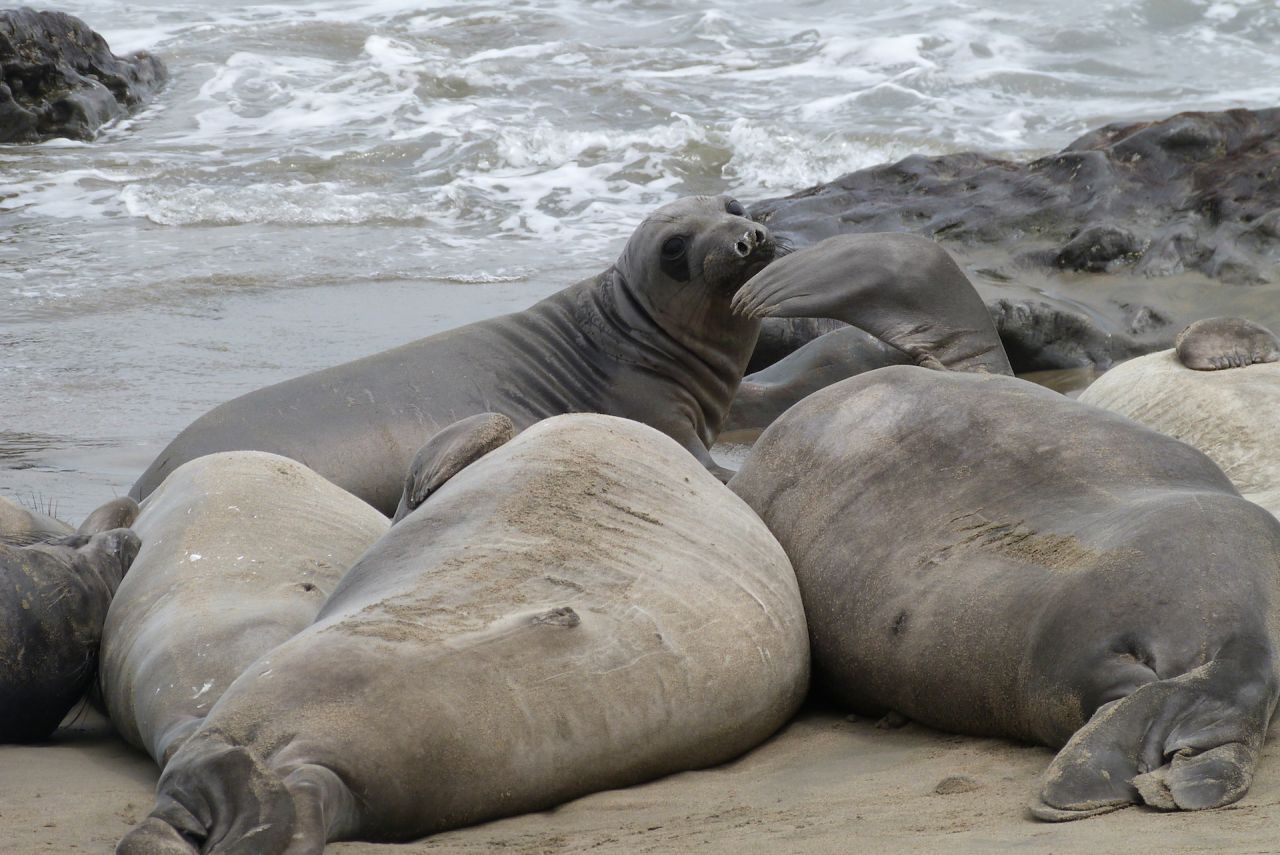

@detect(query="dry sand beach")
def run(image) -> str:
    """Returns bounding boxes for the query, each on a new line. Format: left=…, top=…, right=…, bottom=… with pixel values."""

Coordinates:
left=5, top=706, right=1278, bottom=854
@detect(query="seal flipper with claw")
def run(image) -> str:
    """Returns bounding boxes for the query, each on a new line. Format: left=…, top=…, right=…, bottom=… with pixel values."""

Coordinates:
left=730, top=233, right=1012, bottom=376
left=1033, top=636, right=1278, bottom=820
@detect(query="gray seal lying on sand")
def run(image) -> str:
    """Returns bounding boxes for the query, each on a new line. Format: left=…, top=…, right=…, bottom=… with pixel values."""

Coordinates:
left=100, top=452, right=388, bottom=766
left=729, top=366, right=1280, bottom=819
left=1079, top=318, right=1280, bottom=518
left=119, top=414, right=808, bottom=852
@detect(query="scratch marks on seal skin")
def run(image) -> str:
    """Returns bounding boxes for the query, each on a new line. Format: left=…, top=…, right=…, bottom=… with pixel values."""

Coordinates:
left=929, top=511, right=1137, bottom=571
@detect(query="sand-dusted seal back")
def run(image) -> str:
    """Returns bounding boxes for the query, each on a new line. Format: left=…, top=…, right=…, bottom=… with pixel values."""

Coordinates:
left=1080, top=329, right=1280, bottom=518
left=730, top=366, right=1280, bottom=819
left=118, top=414, right=808, bottom=852
left=100, top=451, right=388, bottom=766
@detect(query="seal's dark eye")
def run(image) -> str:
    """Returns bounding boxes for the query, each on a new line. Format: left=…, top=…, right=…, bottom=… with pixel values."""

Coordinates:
left=725, top=199, right=746, bottom=217
left=661, top=236, right=687, bottom=260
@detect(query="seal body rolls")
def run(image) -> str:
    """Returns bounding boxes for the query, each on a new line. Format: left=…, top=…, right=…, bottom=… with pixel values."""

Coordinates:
left=131, top=196, right=777, bottom=512
left=1, top=527, right=140, bottom=742
left=100, top=452, right=389, bottom=766
left=119, top=414, right=808, bottom=853
left=730, top=366, right=1280, bottom=819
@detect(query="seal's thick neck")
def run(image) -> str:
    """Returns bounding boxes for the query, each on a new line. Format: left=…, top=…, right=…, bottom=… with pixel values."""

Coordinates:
left=593, top=266, right=760, bottom=442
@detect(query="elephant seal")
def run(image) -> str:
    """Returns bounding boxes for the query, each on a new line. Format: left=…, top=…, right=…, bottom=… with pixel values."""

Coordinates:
left=130, top=196, right=777, bottom=512
left=119, top=414, right=809, bottom=852
left=1, top=499, right=141, bottom=742
left=729, top=366, right=1280, bottom=819
left=724, top=325, right=911, bottom=435
left=731, top=233, right=1013, bottom=375
left=1080, top=319, right=1280, bottom=518
left=0, top=495, right=73, bottom=545
left=1174, top=317, right=1280, bottom=371
left=100, top=452, right=389, bottom=767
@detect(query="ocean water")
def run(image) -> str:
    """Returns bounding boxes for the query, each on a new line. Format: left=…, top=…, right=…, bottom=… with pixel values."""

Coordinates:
left=3, top=0, right=1280, bottom=520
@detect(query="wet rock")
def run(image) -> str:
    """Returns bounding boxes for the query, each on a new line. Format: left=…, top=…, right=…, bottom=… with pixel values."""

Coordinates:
left=745, top=108, right=1280, bottom=372
left=0, top=8, right=166, bottom=143
left=753, top=108, right=1280, bottom=286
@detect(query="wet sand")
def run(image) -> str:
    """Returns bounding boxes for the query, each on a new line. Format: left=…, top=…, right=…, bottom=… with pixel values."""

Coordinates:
left=5, top=707, right=1278, bottom=854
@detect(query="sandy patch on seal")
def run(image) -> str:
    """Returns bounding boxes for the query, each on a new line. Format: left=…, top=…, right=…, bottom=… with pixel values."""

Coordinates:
left=7, top=706, right=1280, bottom=854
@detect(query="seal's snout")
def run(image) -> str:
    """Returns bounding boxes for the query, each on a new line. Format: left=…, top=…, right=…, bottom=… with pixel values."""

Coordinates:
left=735, top=228, right=768, bottom=258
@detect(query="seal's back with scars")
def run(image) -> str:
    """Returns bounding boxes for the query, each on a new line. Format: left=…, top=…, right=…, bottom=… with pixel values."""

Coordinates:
left=130, top=196, right=776, bottom=513
left=729, top=366, right=1280, bottom=819
left=119, top=414, right=809, bottom=853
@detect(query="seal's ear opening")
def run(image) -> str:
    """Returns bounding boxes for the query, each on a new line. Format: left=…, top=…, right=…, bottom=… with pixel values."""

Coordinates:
left=393, top=413, right=518, bottom=524
left=1031, top=638, right=1276, bottom=820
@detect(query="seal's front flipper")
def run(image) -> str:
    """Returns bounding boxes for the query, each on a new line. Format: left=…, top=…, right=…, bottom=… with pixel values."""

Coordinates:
left=728, top=233, right=1011, bottom=375
left=1175, top=317, right=1280, bottom=371
left=394, top=413, right=517, bottom=523
left=725, top=326, right=912, bottom=433
left=1032, top=648, right=1275, bottom=821
left=78, top=497, right=140, bottom=536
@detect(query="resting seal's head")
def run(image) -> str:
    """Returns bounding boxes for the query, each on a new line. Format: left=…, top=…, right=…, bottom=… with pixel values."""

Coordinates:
left=614, top=195, right=775, bottom=337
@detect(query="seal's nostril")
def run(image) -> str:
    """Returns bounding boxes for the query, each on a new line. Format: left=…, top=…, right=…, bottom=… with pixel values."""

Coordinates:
left=735, top=240, right=750, bottom=257
left=754, top=229, right=765, bottom=243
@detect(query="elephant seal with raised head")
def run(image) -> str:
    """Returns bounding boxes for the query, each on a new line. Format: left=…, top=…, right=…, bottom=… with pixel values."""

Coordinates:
left=131, top=196, right=778, bottom=511
left=119, top=414, right=808, bottom=852
left=1080, top=318, right=1280, bottom=517
left=729, top=366, right=1280, bottom=819
left=1, top=499, right=141, bottom=742
left=100, top=452, right=389, bottom=766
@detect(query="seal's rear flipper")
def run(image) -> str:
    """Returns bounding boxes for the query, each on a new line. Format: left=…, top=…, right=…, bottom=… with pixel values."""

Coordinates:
left=1175, top=317, right=1280, bottom=371
left=1032, top=649, right=1275, bottom=821
left=117, top=732, right=299, bottom=854
left=393, top=413, right=517, bottom=523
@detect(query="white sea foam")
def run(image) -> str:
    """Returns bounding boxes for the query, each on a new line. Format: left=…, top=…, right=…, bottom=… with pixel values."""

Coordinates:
left=9, top=0, right=1280, bottom=299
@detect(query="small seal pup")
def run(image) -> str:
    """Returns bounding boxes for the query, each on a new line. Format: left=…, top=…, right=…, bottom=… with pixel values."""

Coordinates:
left=731, top=232, right=1012, bottom=375
left=1, top=499, right=141, bottom=742
left=131, top=196, right=777, bottom=511
left=730, top=366, right=1280, bottom=819
left=118, top=414, right=808, bottom=853
left=1079, top=318, right=1280, bottom=517
left=100, top=452, right=389, bottom=766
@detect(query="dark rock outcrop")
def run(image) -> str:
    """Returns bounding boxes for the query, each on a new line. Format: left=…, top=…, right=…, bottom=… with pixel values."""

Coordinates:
left=0, top=8, right=166, bottom=143
left=753, top=108, right=1280, bottom=285
left=749, top=108, right=1280, bottom=372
